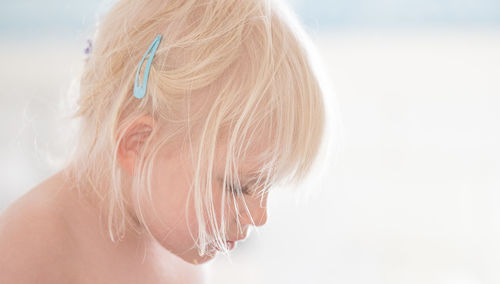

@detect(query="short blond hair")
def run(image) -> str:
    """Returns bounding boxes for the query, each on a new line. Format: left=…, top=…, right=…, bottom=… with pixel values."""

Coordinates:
left=68, top=0, right=328, bottom=256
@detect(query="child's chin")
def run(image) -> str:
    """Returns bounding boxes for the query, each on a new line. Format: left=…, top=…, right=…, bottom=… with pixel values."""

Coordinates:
left=173, top=247, right=218, bottom=265
left=183, top=253, right=216, bottom=265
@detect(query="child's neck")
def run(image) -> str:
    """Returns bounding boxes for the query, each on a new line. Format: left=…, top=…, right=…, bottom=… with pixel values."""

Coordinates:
left=39, top=169, right=202, bottom=283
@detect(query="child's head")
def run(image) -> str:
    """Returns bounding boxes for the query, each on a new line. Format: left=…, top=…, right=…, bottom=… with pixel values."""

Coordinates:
left=69, top=0, right=326, bottom=264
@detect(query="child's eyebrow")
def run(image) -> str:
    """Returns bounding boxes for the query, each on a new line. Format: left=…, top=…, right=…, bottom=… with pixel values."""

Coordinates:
left=240, top=174, right=260, bottom=184
left=235, top=169, right=272, bottom=187
left=240, top=175, right=271, bottom=190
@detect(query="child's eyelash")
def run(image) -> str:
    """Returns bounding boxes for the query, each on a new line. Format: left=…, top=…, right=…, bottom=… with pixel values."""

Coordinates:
left=227, top=184, right=250, bottom=195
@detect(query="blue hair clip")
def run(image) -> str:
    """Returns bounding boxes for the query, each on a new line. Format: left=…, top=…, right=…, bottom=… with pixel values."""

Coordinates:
left=134, top=34, right=162, bottom=99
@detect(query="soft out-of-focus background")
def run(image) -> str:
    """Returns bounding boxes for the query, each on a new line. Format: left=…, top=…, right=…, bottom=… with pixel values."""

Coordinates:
left=2, top=0, right=500, bottom=283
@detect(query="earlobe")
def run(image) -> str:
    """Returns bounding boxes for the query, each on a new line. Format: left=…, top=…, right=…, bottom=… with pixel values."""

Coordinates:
left=117, top=116, right=154, bottom=175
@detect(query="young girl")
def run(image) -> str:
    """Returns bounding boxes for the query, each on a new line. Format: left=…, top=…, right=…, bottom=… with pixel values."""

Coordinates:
left=0, top=0, right=328, bottom=282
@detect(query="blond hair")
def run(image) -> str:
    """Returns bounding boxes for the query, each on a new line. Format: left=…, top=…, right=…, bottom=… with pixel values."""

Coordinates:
left=68, top=0, right=328, bottom=256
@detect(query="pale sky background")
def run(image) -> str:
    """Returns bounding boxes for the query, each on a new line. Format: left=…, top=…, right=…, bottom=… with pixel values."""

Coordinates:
left=1, top=0, right=500, bottom=37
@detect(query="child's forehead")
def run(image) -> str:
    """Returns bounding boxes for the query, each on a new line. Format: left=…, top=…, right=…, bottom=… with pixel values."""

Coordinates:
left=214, top=138, right=273, bottom=170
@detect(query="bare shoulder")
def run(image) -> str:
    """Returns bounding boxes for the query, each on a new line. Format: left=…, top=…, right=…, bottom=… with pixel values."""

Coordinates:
left=0, top=182, right=75, bottom=283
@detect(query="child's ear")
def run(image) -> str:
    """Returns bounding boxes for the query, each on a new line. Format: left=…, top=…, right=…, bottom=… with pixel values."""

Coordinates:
left=117, top=115, right=154, bottom=175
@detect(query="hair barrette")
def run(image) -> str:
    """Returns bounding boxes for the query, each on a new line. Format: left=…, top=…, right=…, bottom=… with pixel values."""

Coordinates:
left=84, top=39, right=92, bottom=55
left=134, top=34, right=162, bottom=99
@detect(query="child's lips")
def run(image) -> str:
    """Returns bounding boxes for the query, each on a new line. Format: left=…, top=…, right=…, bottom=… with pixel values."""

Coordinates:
left=226, top=240, right=235, bottom=250
left=211, top=240, right=238, bottom=251
left=226, top=234, right=248, bottom=250
left=226, top=236, right=247, bottom=250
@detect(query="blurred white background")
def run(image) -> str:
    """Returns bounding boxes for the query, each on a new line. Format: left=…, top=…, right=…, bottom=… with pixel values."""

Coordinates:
left=1, top=1, right=500, bottom=283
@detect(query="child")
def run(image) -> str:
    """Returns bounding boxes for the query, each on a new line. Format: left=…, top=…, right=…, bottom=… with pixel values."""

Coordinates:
left=0, top=0, right=328, bottom=282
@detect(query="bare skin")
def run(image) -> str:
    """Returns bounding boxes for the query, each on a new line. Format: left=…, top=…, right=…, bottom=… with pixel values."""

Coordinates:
left=0, top=117, right=269, bottom=283
left=0, top=170, right=205, bottom=284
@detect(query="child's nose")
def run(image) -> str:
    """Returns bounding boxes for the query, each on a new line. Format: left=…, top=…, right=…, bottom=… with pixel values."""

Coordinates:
left=252, top=206, right=267, bottom=227
left=242, top=197, right=268, bottom=227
